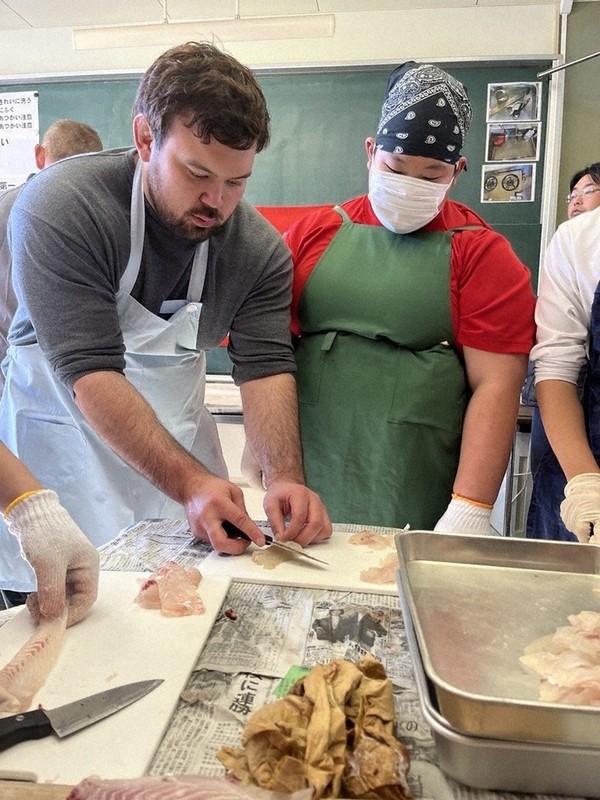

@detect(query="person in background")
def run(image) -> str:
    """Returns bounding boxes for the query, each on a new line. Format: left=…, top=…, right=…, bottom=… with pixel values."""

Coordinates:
left=0, top=41, right=330, bottom=597
left=283, top=62, right=535, bottom=533
left=526, top=162, right=600, bottom=540
left=0, top=441, right=99, bottom=620
left=528, top=203, right=600, bottom=544
left=0, top=118, right=104, bottom=386
left=565, top=162, right=600, bottom=219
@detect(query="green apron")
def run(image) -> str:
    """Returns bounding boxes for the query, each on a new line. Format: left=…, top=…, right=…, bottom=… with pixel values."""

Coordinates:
left=295, top=207, right=468, bottom=529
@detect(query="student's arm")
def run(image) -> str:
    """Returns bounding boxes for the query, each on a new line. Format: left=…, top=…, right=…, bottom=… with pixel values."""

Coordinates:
left=537, top=379, right=600, bottom=542
left=435, top=348, right=526, bottom=534
left=536, top=379, right=599, bottom=479
left=453, top=348, right=527, bottom=504
left=0, top=442, right=99, bottom=625
left=0, top=442, right=41, bottom=510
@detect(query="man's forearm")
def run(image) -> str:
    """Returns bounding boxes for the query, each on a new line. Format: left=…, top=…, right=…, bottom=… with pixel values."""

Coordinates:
left=73, top=371, right=210, bottom=504
left=240, top=373, right=305, bottom=486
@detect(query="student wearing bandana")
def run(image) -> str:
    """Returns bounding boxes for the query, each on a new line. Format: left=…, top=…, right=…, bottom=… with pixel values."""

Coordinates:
left=285, top=62, right=536, bottom=533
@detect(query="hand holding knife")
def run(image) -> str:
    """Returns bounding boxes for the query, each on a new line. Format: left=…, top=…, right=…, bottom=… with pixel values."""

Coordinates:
left=222, top=521, right=328, bottom=565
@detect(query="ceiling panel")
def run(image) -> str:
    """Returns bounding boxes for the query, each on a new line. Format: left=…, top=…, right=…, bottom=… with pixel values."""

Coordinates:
left=476, top=0, right=554, bottom=5
left=320, top=0, right=475, bottom=8
left=240, top=0, right=318, bottom=15
left=0, top=0, right=571, bottom=33
left=0, top=2, right=29, bottom=28
left=168, top=1, right=236, bottom=20
left=4, top=0, right=164, bottom=28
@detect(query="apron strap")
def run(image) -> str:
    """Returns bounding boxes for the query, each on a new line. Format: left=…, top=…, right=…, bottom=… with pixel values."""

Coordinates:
left=332, top=205, right=351, bottom=224
left=118, top=157, right=210, bottom=313
left=186, top=241, right=209, bottom=301
left=321, top=331, right=337, bottom=352
left=118, top=158, right=145, bottom=299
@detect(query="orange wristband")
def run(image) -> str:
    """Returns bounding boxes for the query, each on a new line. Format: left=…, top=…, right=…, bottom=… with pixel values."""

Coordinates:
left=4, top=489, right=45, bottom=517
left=451, top=492, right=493, bottom=511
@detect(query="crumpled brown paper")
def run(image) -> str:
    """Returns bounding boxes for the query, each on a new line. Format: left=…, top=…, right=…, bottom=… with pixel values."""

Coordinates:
left=217, top=655, right=412, bottom=800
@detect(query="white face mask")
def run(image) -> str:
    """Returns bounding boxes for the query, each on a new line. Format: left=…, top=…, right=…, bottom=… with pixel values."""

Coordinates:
left=368, top=167, right=452, bottom=234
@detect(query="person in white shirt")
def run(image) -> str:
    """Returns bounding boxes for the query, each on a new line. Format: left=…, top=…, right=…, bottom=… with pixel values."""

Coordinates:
left=528, top=205, right=600, bottom=542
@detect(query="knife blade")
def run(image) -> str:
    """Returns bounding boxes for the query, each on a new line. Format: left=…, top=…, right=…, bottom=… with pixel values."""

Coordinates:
left=222, top=521, right=329, bottom=565
left=0, top=678, right=163, bottom=752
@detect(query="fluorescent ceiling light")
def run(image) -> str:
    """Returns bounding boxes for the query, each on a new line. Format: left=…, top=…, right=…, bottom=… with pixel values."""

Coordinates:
left=73, top=14, right=335, bottom=50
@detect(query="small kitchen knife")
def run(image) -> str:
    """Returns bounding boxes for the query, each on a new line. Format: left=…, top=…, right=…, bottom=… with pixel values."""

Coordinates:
left=222, top=521, right=329, bottom=565
left=0, top=678, right=163, bottom=752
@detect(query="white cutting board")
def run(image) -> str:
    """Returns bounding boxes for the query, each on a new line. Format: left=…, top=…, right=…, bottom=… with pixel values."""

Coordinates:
left=200, top=530, right=397, bottom=595
left=0, top=569, right=231, bottom=785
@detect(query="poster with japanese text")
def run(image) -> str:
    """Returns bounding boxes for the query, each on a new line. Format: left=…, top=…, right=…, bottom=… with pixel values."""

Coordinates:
left=0, top=90, right=39, bottom=191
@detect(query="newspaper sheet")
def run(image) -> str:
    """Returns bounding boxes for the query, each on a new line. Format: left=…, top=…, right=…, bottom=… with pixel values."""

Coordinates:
left=92, top=518, right=586, bottom=800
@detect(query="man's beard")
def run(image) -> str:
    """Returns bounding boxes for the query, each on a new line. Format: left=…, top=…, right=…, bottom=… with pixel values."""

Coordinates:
left=145, top=174, right=224, bottom=242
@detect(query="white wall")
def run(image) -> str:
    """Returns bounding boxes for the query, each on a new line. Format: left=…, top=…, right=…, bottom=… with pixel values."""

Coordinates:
left=0, top=5, right=559, bottom=78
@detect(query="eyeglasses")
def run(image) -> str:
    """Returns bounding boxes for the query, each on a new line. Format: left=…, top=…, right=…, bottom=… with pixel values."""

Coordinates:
left=565, top=186, right=600, bottom=203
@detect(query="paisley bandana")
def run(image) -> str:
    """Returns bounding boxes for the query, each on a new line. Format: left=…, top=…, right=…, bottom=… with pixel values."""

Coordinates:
left=376, top=61, right=472, bottom=164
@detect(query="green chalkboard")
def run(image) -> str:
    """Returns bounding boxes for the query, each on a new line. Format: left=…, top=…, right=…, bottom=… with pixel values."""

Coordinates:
left=0, top=61, right=550, bottom=274
left=0, top=61, right=550, bottom=372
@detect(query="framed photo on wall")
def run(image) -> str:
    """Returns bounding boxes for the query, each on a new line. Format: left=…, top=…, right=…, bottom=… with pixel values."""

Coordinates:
left=486, top=82, right=541, bottom=123
left=481, top=163, right=536, bottom=203
left=486, top=122, right=540, bottom=162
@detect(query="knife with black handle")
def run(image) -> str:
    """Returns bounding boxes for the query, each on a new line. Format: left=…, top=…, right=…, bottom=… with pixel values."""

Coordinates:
left=0, top=678, right=163, bottom=752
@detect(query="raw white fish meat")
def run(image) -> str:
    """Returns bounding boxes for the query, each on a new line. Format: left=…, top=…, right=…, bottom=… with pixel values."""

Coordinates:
left=348, top=531, right=395, bottom=550
left=0, top=608, right=67, bottom=716
left=251, top=541, right=303, bottom=570
left=360, top=553, right=399, bottom=585
left=520, top=609, right=600, bottom=705
left=135, top=561, right=205, bottom=617
left=67, top=774, right=313, bottom=799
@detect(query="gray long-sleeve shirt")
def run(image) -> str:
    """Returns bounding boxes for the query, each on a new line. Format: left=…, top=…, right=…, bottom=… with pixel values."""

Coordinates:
left=0, top=183, right=24, bottom=385
left=8, top=148, right=295, bottom=391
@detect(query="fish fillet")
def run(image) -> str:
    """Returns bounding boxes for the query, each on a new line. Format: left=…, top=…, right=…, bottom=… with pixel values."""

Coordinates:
left=360, top=553, right=399, bottom=585
left=67, top=774, right=313, bottom=800
left=348, top=531, right=395, bottom=550
left=135, top=561, right=205, bottom=617
left=520, top=609, right=600, bottom=706
left=0, top=608, right=67, bottom=717
left=251, top=542, right=303, bottom=570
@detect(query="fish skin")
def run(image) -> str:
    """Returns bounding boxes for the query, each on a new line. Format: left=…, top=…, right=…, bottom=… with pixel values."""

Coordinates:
left=0, top=608, right=67, bottom=716
left=67, top=775, right=314, bottom=800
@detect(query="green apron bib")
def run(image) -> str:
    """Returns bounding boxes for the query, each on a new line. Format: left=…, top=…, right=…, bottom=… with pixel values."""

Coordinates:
left=296, top=207, right=468, bottom=529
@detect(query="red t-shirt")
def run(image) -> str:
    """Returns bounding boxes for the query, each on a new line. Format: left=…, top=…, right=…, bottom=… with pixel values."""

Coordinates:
left=285, top=195, right=536, bottom=354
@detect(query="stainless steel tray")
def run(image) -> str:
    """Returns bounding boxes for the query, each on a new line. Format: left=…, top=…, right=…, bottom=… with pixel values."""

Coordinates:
left=398, top=573, right=600, bottom=798
left=395, top=530, right=600, bottom=747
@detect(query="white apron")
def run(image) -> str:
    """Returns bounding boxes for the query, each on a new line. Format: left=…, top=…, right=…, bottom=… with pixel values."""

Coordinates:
left=0, top=159, right=227, bottom=591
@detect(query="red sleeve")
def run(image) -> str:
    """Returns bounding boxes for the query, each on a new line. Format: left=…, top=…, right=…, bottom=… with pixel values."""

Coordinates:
left=431, top=201, right=536, bottom=354
left=449, top=227, right=536, bottom=354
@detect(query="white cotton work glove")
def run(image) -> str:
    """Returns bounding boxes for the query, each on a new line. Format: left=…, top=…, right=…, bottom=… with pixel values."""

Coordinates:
left=434, top=496, right=498, bottom=536
left=240, top=440, right=267, bottom=491
left=4, top=490, right=100, bottom=626
left=560, top=473, right=600, bottom=543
